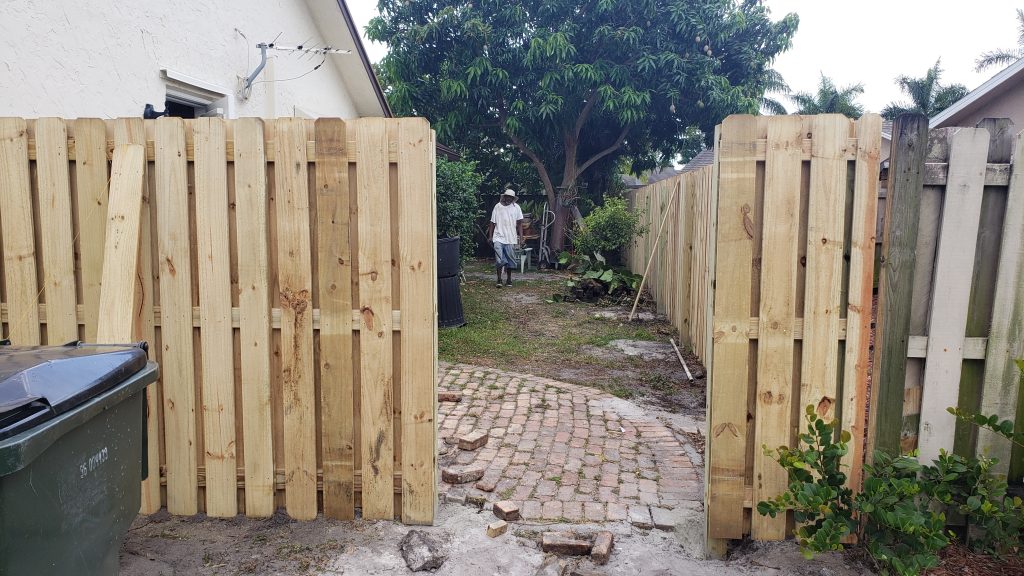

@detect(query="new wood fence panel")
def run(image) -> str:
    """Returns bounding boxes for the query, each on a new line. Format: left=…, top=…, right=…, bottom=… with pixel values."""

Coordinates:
left=979, top=130, right=1024, bottom=476
left=314, top=118, right=355, bottom=520
left=274, top=118, right=318, bottom=520
left=0, top=117, right=40, bottom=344
left=234, top=118, right=275, bottom=517
left=194, top=118, right=238, bottom=517
left=707, top=115, right=762, bottom=540
left=356, top=118, right=395, bottom=520
left=751, top=116, right=802, bottom=540
left=34, top=118, right=78, bottom=344
left=398, top=117, right=437, bottom=525
left=917, top=128, right=990, bottom=464
left=73, top=119, right=110, bottom=343
left=154, top=117, right=200, bottom=515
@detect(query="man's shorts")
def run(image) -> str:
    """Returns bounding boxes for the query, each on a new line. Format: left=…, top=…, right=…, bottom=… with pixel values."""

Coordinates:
left=493, top=242, right=518, bottom=271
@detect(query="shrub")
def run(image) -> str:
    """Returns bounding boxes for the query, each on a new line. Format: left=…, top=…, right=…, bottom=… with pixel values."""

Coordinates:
left=436, top=158, right=484, bottom=261
left=572, top=196, right=644, bottom=264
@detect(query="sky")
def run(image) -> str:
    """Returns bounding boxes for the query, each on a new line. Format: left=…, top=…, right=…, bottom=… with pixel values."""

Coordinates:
left=349, top=1, right=1023, bottom=115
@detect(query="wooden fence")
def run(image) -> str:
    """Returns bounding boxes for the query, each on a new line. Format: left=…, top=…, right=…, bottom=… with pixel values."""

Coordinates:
left=871, top=116, right=1024, bottom=480
left=626, top=164, right=714, bottom=360
left=0, top=116, right=438, bottom=523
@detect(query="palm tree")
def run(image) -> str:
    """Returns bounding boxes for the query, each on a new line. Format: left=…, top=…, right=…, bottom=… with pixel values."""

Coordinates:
left=788, top=74, right=865, bottom=118
left=881, top=60, right=969, bottom=120
left=760, top=69, right=790, bottom=115
left=976, top=9, right=1024, bottom=71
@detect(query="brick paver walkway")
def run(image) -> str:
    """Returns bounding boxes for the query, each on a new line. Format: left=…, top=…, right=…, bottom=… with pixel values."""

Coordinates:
left=438, top=362, right=702, bottom=523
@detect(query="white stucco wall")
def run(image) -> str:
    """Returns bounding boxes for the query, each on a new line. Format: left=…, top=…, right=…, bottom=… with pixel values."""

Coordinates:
left=0, top=0, right=365, bottom=119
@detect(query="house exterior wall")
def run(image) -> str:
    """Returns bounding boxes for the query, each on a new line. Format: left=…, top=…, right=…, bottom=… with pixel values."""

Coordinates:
left=0, top=0, right=363, bottom=119
left=933, top=76, right=1024, bottom=130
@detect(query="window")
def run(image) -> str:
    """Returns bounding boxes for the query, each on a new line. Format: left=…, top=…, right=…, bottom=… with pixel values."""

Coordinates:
left=160, top=69, right=233, bottom=118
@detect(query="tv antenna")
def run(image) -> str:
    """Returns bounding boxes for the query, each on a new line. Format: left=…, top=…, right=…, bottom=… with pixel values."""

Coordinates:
left=240, top=40, right=352, bottom=99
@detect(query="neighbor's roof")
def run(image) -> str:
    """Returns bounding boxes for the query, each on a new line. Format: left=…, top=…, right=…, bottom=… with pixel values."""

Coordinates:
left=680, top=149, right=715, bottom=173
left=303, top=0, right=392, bottom=117
left=929, top=57, right=1024, bottom=128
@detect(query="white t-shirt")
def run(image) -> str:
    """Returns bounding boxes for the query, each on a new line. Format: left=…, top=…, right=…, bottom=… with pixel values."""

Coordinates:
left=490, top=202, right=524, bottom=245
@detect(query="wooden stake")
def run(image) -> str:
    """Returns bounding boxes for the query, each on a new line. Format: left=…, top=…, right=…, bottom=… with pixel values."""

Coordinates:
left=670, top=338, right=694, bottom=381
left=629, top=179, right=680, bottom=321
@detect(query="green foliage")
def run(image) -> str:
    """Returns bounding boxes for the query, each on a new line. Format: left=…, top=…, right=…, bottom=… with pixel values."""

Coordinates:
left=881, top=60, right=968, bottom=120
left=757, top=406, right=856, bottom=556
left=976, top=9, right=1024, bottom=71
left=860, top=451, right=949, bottom=575
left=436, top=158, right=484, bottom=260
left=572, top=197, right=644, bottom=264
left=788, top=74, right=865, bottom=118
left=553, top=252, right=642, bottom=302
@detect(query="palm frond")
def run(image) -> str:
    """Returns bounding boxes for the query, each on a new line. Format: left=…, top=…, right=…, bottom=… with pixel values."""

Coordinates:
left=975, top=49, right=1023, bottom=72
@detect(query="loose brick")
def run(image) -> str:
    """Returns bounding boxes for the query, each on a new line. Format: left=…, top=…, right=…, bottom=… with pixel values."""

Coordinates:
left=486, top=520, right=508, bottom=538
left=442, top=465, right=486, bottom=484
left=650, top=507, right=676, bottom=531
left=493, top=500, right=521, bottom=521
left=474, top=478, right=498, bottom=492
left=438, top=391, right=463, bottom=402
left=590, top=531, right=614, bottom=565
left=628, top=505, right=653, bottom=529
left=458, top=430, right=489, bottom=451
left=541, top=532, right=592, bottom=556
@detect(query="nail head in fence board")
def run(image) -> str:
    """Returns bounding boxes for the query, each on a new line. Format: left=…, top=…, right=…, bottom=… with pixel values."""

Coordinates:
left=233, top=118, right=275, bottom=517
left=73, top=119, right=110, bottom=342
left=841, top=115, right=882, bottom=493
left=274, top=118, right=318, bottom=520
left=801, top=114, right=850, bottom=424
left=113, top=118, right=162, bottom=515
left=35, top=118, right=78, bottom=344
left=356, top=118, right=395, bottom=520
left=916, top=127, right=990, bottom=464
left=868, top=114, right=929, bottom=458
left=398, top=118, right=437, bottom=525
left=95, top=144, right=145, bottom=342
left=0, top=118, right=40, bottom=344
left=194, top=118, right=238, bottom=517
left=154, top=117, right=199, bottom=515
left=707, top=115, right=761, bottom=540
left=978, top=128, right=1024, bottom=474
left=314, top=118, right=356, bottom=520
left=750, top=116, right=803, bottom=540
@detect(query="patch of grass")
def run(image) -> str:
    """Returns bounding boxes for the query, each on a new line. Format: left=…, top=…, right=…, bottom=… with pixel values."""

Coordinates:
left=606, top=382, right=635, bottom=399
left=641, top=372, right=674, bottom=392
left=548, top=475, right=562, bottom=485
left=499, top=487, right=515, bottom=500
left=438, top=281, right=538, bottom=363
left=154, top=529, right=190, bottom=541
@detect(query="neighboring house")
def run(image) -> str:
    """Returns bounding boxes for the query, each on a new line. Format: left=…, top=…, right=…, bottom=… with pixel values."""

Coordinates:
left=0, top=0, right=389, bottom=119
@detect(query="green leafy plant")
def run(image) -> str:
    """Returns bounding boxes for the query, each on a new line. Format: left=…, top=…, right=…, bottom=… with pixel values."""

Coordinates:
left=571, top=197, right=645, bottom=265
left=757, top=406, right=856, bottom=557
left=436, top=158, right=484, bottom=261
left=553, top=251, right=642, bottom=303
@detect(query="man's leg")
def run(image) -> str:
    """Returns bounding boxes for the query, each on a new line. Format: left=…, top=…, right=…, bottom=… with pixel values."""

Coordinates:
left=494, top=242, right=504, bottom=287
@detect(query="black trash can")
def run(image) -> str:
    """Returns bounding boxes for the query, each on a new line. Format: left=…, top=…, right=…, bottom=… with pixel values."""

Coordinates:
left=437, top=236, right=461, bottom=278
left=0, top=342, right=159, bottom=576
left=438, top=275, right=466, bottom=328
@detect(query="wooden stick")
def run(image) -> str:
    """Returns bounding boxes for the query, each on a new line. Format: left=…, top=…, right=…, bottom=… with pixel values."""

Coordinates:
left=670, top=338, right=694, bottom=381
left=629, top=179, right=680, bottom=321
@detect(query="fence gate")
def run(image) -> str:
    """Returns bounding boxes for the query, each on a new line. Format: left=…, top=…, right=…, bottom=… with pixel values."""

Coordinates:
left=703, top=114, right=882, bottom=547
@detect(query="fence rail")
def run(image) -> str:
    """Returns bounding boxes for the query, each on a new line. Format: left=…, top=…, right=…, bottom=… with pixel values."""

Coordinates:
left=0, top=116, right=438, bottom=523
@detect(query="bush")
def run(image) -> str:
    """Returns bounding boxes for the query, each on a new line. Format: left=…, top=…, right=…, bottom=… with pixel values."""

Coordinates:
left=436, top=158, right=484, bottom=261
left=572, top=196, right=644, bottom=264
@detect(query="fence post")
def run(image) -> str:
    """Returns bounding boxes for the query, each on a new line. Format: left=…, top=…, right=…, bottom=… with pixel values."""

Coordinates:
left=868, top=114, right=929, bottom=458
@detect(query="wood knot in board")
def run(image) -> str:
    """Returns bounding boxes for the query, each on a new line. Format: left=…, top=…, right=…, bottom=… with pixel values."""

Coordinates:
left=712, top=422, right=739, bottom=438
left=370, top=430, right=386, bottom=476
left=361, top=306, right=375, bottom=331
left=816, top=396, right=834, bottom=418
left=760, top=391, right=785, bottom=405
left=164, top=256, right=177, bottom=277
left=741, top=204, right=754, bottom=239
left=280, top=289, right=310, bottom=315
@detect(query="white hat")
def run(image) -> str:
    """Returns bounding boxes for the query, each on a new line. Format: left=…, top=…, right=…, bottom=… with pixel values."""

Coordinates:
left=502, top=189, right=517, bottom=197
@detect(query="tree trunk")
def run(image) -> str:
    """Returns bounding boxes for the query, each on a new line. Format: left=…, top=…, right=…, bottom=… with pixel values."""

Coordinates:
left=550, top=204, right=570, bottom=252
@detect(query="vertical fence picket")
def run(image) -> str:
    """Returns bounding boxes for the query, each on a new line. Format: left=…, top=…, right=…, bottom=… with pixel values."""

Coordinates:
left=73, top=119, right=109, bottom=342
left=0, top=118, right=40, bottom=344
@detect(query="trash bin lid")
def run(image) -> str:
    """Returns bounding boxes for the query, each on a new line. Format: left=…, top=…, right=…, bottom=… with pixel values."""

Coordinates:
left=0, top=343, right=147, bottom=440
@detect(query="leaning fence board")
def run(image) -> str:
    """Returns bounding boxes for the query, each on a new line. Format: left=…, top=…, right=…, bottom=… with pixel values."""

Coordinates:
left=73, top=119, right=110, bottom=342
left=356, top=118, right=396, bottom=520
left=917, top=128, right=989, bottom=464
left=34, top=118, right=78, bottom=344
left=978, top=130, right=1024, bottom=475
left=154, top=117, right=199, bottom=515
left=398, top=118, right=437, bottom=525
left=233, top=118, right=275, bottom=517
left=314, top=118, right=355, bottom=520
left=274, top=118, right=318, bottom=520
left=95, top=144, right=145, bottom=342
left=707, top=115, right=762, bottom=540
left=0, top=118, right=40, bottom=344
left=194, top=118, right=238, bottom=517
left=750, top=116, right=802, bottom=540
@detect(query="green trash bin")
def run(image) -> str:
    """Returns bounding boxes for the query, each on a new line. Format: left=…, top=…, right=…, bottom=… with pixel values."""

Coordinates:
left=0, top=342, right=158, bottom=576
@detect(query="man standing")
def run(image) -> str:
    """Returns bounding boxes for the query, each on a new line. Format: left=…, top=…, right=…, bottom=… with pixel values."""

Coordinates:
left=486, top=189, right=524, bottom=287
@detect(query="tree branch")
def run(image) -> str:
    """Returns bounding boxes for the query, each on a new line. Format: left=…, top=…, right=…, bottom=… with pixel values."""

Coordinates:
left=506, top=129, right=556, bottom=199
left=577, top=125, right=631, bottom=176
left=573, top=89, right=598, bottom=141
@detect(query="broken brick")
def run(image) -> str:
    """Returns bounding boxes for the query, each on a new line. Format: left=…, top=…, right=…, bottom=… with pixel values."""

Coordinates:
left=438, top=391, right=463, bottom=402
left=457, top=430, right=489, bottom=451
left=493, top=500, right=520, bottom=521
left=541, top=532, right=592, bottom=556
left=590, top=531, right=614, bottom=565
left=475, top=478, right=497, bottom=492
left=486, top=520, right=508, bottom=538
left=441, top=465, right=486, bottom=484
